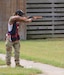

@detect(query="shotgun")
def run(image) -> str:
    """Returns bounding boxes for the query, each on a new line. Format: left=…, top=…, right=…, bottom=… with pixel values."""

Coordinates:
left=28, top=16, right=43, bottom=19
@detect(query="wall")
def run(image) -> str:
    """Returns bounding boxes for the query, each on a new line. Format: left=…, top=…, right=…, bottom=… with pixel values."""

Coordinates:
left=0, top=0, right=26, bottom=40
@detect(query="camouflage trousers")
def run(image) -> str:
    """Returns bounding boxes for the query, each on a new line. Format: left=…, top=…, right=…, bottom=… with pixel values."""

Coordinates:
left=5, top=39, right=20, bottom=65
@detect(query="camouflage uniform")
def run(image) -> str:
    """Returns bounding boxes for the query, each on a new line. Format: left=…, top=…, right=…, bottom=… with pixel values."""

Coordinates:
left=5, top=37, right=20, bottom=66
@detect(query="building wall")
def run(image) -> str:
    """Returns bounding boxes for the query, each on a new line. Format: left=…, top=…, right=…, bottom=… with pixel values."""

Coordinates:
left=0, top=0, right=26, bottom=40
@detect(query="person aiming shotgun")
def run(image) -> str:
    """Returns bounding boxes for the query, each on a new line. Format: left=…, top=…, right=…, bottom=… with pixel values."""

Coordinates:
left=5, top=9, right=42, bottom=67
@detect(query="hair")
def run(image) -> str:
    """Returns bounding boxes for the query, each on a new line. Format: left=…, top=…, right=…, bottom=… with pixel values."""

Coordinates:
left=14, top=10, right=25, bottom=16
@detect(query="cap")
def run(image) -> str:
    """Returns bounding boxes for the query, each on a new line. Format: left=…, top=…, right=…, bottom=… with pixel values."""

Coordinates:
left=15, top=10, right=25, bottom=16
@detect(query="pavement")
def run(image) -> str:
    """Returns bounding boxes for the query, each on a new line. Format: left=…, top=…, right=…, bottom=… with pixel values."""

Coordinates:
left=0, top=54, right=64, bottom=75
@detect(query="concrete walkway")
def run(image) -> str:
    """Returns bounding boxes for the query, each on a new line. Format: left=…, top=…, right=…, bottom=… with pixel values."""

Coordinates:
left=0, top=54, right=64, bottom=75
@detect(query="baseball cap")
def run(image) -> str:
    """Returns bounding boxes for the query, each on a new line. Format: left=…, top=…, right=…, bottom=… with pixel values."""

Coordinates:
left=15, top=10, right=25, bottom=16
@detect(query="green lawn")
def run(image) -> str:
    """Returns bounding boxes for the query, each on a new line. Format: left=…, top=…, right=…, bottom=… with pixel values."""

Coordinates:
left=0, top=59, right=6, bottom=65
left=0, top=59, right=41, bottom=75
left=20, top=39, right=64, bottom=68
left=0, top=66, right=41, bottom=75
left=0, top=39, right=64, bottom=68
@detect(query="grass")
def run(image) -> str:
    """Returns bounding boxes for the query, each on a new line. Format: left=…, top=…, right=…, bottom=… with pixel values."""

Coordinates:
left=20, top=39, right=64, bottom=68
left=0, top=41, right=42, bottom=75
left=0, top=60, right=41, bottom=75
left=0, top=39, right=64, bottom=68
left=0, top=66, right=41, bottom=75
left=0, top=59, right=6, bottom=65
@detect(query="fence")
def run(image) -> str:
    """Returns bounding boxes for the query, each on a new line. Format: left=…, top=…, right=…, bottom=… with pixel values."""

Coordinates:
left=26, top=0, right=64, bottom=39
